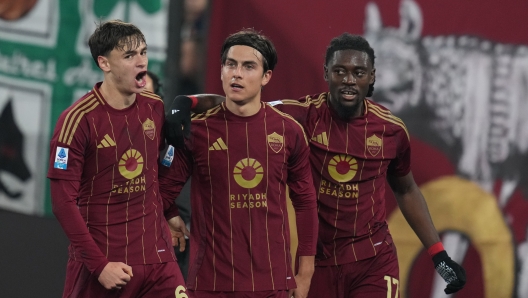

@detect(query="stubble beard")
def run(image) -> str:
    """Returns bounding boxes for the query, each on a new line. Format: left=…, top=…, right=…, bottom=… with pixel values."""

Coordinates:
left=331, top=98, right=363, bottom=121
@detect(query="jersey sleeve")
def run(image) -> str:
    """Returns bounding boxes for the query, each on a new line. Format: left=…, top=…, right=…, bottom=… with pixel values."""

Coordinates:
left=285, top=121, right=318, bottom=256
left=47, top=110, right=88, bottom=181
left=47, top=110, right=109, bottom=275
left=158, top=145, right=193, bottom=219
left=388, top=125, right=412, bottom=177
left=50, top=179, right=109, bottom=275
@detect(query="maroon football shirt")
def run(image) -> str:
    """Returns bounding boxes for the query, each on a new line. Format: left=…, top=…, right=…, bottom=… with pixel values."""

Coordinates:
left=273, top=92, right=411, bottom=266
left=47, top=83, right=176, bottom=274
left=159, top=102, right=318, bottom=291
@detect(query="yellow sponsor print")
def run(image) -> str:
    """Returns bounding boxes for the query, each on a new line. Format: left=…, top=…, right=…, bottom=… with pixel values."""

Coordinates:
left=233, top=158, right=264, bottom=188
left=118, top=149, right=144, bottom=179
left=328, top=154, right=358, bottom=182
left=112, top=175, right=146, bottom=194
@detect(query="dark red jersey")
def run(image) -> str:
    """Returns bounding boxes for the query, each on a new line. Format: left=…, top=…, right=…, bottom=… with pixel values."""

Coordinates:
left=159, top=102, right=318, bottom=291
left=47, top=83, right=176, bottom=274
left=272, top=93, right=411, bottom=266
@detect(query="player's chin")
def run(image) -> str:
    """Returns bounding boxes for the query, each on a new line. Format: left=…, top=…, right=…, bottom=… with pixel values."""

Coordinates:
left=133, top=86, right=146, bottom=93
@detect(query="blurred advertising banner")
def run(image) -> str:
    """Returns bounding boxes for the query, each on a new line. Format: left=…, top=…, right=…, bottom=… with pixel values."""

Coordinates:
left=0, top=0, right=169, bottom=215
left=205, top=1, right=528, bottom=297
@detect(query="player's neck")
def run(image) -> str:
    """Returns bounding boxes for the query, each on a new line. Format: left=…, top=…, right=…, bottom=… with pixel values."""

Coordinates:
left=99, top=81, right=137, bottom=110
left=225, top=95, right=261, bottom=117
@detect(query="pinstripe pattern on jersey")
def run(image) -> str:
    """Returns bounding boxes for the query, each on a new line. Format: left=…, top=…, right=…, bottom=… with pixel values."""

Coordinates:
left=366, top=101, right=409, bottom=140
left=58, top=94, right=103, bottom=145
left=267, top=104, right=309, bottom=146
left=140, top=91, right=163, bottom=101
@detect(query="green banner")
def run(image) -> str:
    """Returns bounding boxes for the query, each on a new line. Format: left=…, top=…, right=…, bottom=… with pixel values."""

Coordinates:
left=0, top=0, right=169, bottom=216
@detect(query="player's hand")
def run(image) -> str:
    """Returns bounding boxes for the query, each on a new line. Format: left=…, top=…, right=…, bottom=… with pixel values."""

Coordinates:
left=165, top=95, right=192, bottom=149
left=97, top=262, right=133, bottom=290
left=432, top=250, right=466, bottom=294
left=288, top=272, right=312, bottom=298
left=167, top=216, right=190, bottom=251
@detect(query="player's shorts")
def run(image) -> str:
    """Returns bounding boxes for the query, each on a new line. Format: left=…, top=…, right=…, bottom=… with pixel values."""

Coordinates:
left=62, top=259, right=186, bottom=298
left=187, top=289, right=289, bottom=298
left=308, top=241, right=399, bottom=298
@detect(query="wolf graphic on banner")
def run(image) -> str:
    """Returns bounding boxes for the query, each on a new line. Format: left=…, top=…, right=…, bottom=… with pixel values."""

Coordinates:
left=0, top=100, right=31, bottom=199
left=364, top=0, right=528, bottom=296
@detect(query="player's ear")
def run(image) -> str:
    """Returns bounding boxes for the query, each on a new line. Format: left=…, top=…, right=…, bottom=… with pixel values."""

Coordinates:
left=370, top=68, right=376, bottom=84
left=323, top=65, right=329, bottom=81
left=98, top=56, right=110, bottom=72
left=261, top=70, right=272, bottom=87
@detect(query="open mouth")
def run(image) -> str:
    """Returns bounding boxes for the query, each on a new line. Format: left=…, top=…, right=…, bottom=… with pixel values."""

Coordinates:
left=136, top=71, right=147, bottom=88
left=230, top=83, right=243, bottom=90
left=340, top=89, right=358, bottom=100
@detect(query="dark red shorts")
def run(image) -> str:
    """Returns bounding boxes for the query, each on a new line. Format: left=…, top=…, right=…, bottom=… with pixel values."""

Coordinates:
left=187, top=290, right=289, bottom=298
left=62, top=260, right=186, bottom=298
left=308, top=242, right=399, bottom=298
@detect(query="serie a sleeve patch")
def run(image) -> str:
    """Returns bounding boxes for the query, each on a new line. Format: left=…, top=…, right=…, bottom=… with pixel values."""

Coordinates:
left=54, top=146, right=69, bottom=170
left=161, top=145, right=174, bottom=167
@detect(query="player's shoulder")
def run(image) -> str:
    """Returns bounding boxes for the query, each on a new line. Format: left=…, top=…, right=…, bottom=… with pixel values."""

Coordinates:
left=190, top=103, right=223, bottom=122
left=279, top=92, right=328, bottom=108
left=139, top=90, right=163, bottom=103
left=266, top=104, right=305, bottom=133
left=60, top=88, right=104, bottom=120
left=365, top=99, right=409, bottom=138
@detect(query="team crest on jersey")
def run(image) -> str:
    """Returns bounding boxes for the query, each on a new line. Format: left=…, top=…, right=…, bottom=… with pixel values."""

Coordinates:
left=267, top=132, right=284, bottom=153
left=142, top=118, right=156, bottom=140
left=366, top=134, right=382, bottom=156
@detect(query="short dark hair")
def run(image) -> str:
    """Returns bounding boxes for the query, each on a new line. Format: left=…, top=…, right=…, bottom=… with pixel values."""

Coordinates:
left=88, top=20, right=146, bottom=69
left=146, top=71, right=163, bottom=98
left=220, top=28, right=277, bottom=72
left=325, top=33, right=376, bottom=96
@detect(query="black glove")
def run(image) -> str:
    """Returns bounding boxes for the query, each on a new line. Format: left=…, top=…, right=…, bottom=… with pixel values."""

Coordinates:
left=165, top=95, right=192, bottom=148
left=432, top=250, right=467, bottom=294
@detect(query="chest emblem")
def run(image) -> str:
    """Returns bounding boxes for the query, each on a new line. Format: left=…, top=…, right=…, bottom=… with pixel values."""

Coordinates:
left=233, top=158, right=264, bottom=188
left=328, top=154, right=358, bottom=182
left=267, top=132, right=284, bottom=153
left=366, top=134, right=382, bottom=157
left=143, top=118, right=156, bottom=140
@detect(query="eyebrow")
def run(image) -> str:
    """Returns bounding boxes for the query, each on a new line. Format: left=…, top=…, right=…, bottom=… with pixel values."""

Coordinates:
left=124, top=45, right=148, bottom=55
left=226, top=58, right=258, bottom=66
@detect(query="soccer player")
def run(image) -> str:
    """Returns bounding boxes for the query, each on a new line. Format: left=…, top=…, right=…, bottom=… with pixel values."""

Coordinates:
left=47, top=20, right=186, bottom=298
left=159, top=29, right=318, bottom=298
left=166, top=33, right=467, bottom=297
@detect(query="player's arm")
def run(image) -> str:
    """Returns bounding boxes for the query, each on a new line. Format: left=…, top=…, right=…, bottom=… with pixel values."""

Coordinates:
left=159, top=145, right=193, bottom=250
left=164, top=94, right=224, bottom=148
left=286, top=124, right=318, bottom=297
left=387, top=172, right=466, bottom=294
left=50, top=179, right=133, bottom=290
